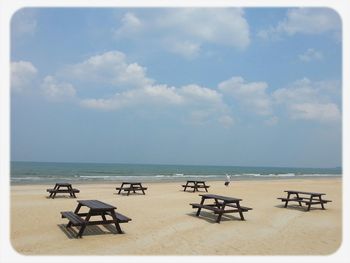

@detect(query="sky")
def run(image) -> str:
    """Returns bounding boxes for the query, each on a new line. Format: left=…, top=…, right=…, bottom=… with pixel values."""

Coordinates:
left=10, top=7, right=342, bottom=168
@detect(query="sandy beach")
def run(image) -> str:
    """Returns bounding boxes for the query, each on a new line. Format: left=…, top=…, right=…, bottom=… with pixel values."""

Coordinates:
left=10, top=178, right=342, bottom=255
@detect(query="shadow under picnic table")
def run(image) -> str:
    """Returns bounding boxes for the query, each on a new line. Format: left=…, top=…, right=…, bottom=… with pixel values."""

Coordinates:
left=58, top=224, right=122, bottom=239
left=186, top=211, right=244, bottom=223
left=274, top=204, right=325, bottom=212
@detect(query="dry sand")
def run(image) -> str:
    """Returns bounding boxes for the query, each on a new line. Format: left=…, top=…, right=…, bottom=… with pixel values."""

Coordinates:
left=10, top=178, right=342, bottom=255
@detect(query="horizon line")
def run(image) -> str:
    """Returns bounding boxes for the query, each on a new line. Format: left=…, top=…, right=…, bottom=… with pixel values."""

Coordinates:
left=10, top=160, right=342, bottom=170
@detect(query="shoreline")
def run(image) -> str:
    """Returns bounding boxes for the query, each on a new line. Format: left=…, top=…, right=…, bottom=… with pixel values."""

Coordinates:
left=10, top=175, right=342, bottom=186
left=11, top=178, right=342, bottom=255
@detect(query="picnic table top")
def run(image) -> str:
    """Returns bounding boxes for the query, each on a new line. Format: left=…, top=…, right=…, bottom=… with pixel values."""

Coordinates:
left=199, top=194, right=242, bottom=202
left=284, top=190, right=326, bottom=196
left=77, top=200, right=116, bottom=210
left=120, top=182, right=142, bottom=185
left=186, top=180, right=206, bottom=183
left=55, top=183, right=72, bottom=186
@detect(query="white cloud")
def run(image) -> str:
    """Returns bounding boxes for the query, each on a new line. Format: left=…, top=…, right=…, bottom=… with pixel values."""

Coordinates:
left=113, top=12, right=143, bottom=38
left=273, top=79, right=318, bottom=104
left=29, top=49, right=340, bottom=125
left=273, top=78, right=331, bottom=104
left=59, top=51, right=154, bottom=90
left=272, top=78, right=341, bottom=122
left=80, top=83, right=224, bottom=112
left=11, top=60, right=38, bottom=92
left=56, top=50, right=226, bottom=119
left=41, top=76, right=76, bottom=100
left=165, top=40, right=201, bottom=59
left=258, top=8, right=341, bottom=40
left=179, top=84, right=223, bottom=105
left=218, top=76, right=273, bottom=116
left=289, top=103, right=340, bottom=122
left=113, top=9, right=250, bottom=58
left=80, top=97, right=124, bottom=111
left=79, top=84, right=180, bottom=110
left=298, top=49, right=324, bottom=62
left=12, top=9, right=37, bottom=37
left=160, top=9, right=250, bottom=49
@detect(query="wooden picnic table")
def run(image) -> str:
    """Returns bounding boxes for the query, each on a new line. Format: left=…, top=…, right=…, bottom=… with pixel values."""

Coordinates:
left=277, top=190, right=332, bottom=211
left=116, top=182, right=147, bottom=195
left=61, top=199, right=131, bottom=238
left=182, top=180, right=210, bottom=192
left=46, top=183, right=80, bottom=199
left=190, top=194, right=252, bottom=223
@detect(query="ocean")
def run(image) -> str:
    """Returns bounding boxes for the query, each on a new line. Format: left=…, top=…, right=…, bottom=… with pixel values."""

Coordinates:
left=10, top=161, right=342, bottom=184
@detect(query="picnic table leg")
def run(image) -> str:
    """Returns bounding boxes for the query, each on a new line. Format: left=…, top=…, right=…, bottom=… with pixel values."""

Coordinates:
left=67, top=203, right=82, bottom=228
left=196, top=197, right=205, bottom=216
left=109, top=210, right=123, bottom=234
left=70, top=186, right=77, bottom=198
left=74, top=203, right=82, bottom=214
left=295, top=193, right=302, bottom=206
left=216, top=212, right=224, bottom=223
left=214, top=199, right=220, bottom=209
left=216, top=200, right=226, bottom=223
left=67, top=185, right=74, bottom=198
left=236, top=202, right=245, bottom=221
left=141, top=186, right=146, bottom=195
left=204, top=183, right=208, bottom=192
left=319, top=196, right=325, bottom=210
left=183, top=182, right=188, bottom=192
left=77, top=214, right=90, bottom=238
left=284, top=192, right=291, bottom=208
left=307, top=195, right=314, bottom=211
left=52, top=185, right=61, bottom=199
left=101, top=212, right=107, bottom=221
left=118, top=183, right=124, bottom=194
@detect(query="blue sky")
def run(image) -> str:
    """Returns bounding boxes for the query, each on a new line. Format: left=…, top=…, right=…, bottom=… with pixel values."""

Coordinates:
left=10, top=8, right=342, bottom=168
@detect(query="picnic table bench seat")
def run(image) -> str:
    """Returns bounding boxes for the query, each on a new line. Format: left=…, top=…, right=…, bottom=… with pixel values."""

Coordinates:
left=61, top=211, right=85, bottom=226
left=47, top=188, right=80, bottom=193
left=117, top=187, right=148, bottom=191
left=119, top=187, right=148, bottom=194
left=190, top=203, right=253, bottom=213
left=108, top=211, right=132, bottom=223
left=190, top=203, right=223, bottom=213
left=182, top=184, right=210, bottom=188
left=220, top=203, right=253, bottom=211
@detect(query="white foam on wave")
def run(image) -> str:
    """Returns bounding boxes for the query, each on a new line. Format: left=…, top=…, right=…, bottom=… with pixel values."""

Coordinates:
left=273, top=173, right=296, bottom=177
left=242, top=173, right=262, bottom=177
left=12, top=176, right=43, bottom=181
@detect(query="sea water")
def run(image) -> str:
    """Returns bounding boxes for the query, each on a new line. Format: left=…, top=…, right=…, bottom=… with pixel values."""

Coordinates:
left=10, top=161, right=341, bottom=184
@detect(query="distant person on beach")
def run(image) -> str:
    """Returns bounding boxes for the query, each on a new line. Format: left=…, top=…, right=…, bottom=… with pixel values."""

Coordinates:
left=225, top=174, right=231, bottom=186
